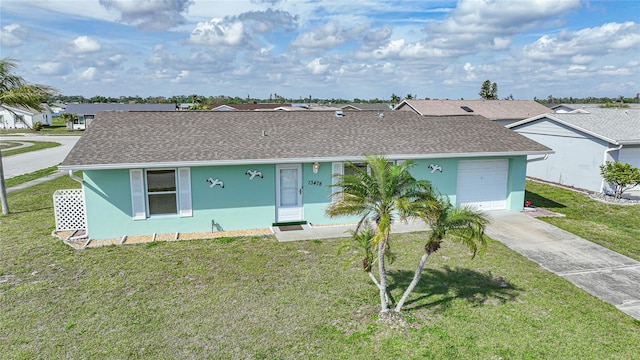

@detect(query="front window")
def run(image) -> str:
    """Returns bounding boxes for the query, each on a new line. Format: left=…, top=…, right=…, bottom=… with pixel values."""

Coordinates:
left=146, top=170, right=177, bottom=215
left=344, top=162, right=368, bottom=176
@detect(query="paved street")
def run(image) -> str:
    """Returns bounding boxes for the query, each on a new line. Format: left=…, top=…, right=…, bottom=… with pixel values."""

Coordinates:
left=0, top=134, right=81, bottom=178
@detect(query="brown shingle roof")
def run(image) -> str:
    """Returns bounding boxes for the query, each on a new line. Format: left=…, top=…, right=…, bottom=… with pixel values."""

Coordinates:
left=396, top=100, right=550, bottom=120
left=60, top=110, right=551, bottom=169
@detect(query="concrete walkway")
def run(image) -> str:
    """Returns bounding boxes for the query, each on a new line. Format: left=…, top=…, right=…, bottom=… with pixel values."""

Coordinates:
left=6, top=170, right=69, bottom=193
left=274, top=211, right=640, bottom=320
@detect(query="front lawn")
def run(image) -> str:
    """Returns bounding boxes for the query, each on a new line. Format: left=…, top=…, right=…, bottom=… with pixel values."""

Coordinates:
left=1, top=177, right=639, bottom=359
left=525, top=180, right=640, bottom=261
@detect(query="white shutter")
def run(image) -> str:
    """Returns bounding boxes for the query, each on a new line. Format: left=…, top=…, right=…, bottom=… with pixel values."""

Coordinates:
left=178, top=167, right=192, bottom=217
left=130, top=169, right=146, bottom=220
left=331, top=162, right=343, bottom=203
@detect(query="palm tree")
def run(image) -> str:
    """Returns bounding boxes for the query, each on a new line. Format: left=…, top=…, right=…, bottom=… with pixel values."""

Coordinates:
left=326, top=155, right=440, bottom=314
left=394, top=198, right=488, bottom=313
left=0, top=58, right=56, bottom=214
left=338, top=225, right=396, bottom=305
left=60, top=112, right=78, bottom=130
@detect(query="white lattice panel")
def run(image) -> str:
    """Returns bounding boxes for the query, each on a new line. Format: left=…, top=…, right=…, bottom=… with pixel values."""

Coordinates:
left=53, top=189, right=86, bottom=231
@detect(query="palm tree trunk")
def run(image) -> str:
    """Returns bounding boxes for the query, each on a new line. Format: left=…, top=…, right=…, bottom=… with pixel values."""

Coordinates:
left=367, top=271, right=394, bottom=305
left=378, top=239, right=389, bottom=313
left=394, top=252, right=430, bottom=313
left=0, top=151, right=9, bottom=214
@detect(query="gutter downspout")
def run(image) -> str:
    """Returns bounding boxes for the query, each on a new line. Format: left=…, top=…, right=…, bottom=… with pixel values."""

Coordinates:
left=527, top=154, right=549, bottom=163
left=600, top=144, right=623, bottom=193
left=68, top=170, right=83, bottom=184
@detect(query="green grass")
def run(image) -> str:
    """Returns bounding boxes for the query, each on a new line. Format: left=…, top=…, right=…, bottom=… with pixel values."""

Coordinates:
left=0, top=121, right=80, bottom=135
left=525, top=180, right=640, bottom=261
left=0, top=140, right=61, bottom=157
left=4, top=165, right=61, bottom=188
left=1, top=177, right=639, bottom=358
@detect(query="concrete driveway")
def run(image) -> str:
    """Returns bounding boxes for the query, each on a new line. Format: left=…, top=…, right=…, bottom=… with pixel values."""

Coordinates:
left=486, top=211, right=640, bottom=320
left=0, top=134, right=81, bottom=178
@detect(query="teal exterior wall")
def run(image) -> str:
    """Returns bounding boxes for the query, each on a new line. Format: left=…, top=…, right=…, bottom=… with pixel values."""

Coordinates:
left=82, top=156, right=527, bottom=240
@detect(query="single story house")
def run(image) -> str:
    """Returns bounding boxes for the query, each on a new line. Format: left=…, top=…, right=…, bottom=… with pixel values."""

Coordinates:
left=0, top=104, right=53, bottom=129
left=340, top=103, right=393, bottom=111
left=58, top=110, right=551, bottom=241
left=395, top=100, right=551, bottom=126
left=507, top=108, right=640, bottom=194
left=64, top=103, right=176, bottom=129
left=210, top=103, right=293, bottom=111
left=551, top=103, right=640, bottom=113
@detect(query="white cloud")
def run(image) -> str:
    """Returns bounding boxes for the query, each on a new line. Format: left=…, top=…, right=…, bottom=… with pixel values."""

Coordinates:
left=81, top=67, right=97, bottom=80
left=71, top=36, right=102, bottom=54
left=291, top=22, right=366, bottom=54
left=524, top=22, right=640, bottom=62
left=464, top=62, right=476, bottom=80
left=99, top=0, right=194, bottom=31
left=307, top=58, right=329, bottom=75
left=189, top=18, right=245, bottom=46
left=33, top=62, right=70, bottom=76
left=171, top=70, right=190, bottom=83
left=1, top=24, right=28, bottom=47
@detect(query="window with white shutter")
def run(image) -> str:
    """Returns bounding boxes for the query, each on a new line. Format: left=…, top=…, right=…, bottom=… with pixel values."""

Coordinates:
left=129, top=168, right=192, bottom=219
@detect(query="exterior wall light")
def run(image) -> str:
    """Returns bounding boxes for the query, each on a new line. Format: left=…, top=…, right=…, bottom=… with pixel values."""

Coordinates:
left=312, top=162, right=320, bottom=174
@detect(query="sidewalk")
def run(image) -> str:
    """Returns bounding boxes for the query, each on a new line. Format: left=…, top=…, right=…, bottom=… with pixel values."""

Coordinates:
left=6, top=170, right=68, bottom=193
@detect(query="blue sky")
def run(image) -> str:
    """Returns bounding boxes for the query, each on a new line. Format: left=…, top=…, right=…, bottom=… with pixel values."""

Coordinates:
left=2, top=0, right=639, bottom=101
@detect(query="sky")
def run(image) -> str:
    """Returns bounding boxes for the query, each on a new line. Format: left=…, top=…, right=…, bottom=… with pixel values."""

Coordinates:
left=1, top=0, right=639, bottom=101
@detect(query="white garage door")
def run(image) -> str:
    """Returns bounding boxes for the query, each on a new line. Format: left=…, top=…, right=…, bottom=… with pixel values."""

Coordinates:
left=456, top=159, right=508, bottom=210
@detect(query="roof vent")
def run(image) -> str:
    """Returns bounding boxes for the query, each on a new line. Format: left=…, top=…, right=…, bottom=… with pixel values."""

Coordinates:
left=461, top=106, right=474, bottom=112
left=378, top=111, right=384, bottom=118
left=335, top=110, right=344, bottom=117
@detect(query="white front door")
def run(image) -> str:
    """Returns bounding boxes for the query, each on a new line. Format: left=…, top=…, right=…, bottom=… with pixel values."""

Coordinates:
left=276, top=164, right=303, bottom=222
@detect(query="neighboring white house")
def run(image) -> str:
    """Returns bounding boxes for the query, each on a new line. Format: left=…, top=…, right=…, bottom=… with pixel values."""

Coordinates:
left=64, top=103, right=176, bottom=129
left=0, top=104, right=53, bottom=129
left=508, top=108, right=640, bottom=194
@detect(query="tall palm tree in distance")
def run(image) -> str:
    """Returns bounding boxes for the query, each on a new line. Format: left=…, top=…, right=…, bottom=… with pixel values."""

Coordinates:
left=0, top=58, right=56, bottom=214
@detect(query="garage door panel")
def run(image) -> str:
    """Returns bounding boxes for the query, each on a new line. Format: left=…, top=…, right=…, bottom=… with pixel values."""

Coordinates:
left=457, top=160, right=508, bottom=211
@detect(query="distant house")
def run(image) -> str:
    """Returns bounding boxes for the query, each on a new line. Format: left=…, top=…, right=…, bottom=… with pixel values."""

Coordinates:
left=340, top=103, right=393, bottom=111
left=551, top=103, right=640, bottom=113
left=209, top=103, right=293, bottom=111
left=57, top=110, right=551, bottom=241
left=395, top=100, right=550, bottom=126
left=64, top=103, right=176, bottom=129
left=508, top=108, right=640, bottom=194
left=0, top=104, right=52, bottom=129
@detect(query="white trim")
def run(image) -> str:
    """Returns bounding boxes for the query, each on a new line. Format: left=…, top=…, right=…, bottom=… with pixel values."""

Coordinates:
left=129, top=169, right=146, bottom=220
left=59, top=150, right=553, bottom=171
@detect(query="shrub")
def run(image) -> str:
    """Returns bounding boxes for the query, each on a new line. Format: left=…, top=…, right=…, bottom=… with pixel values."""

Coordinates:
left=600, top=161, right=640, bottom=198
left=32, top=121, right=43, bottom=131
